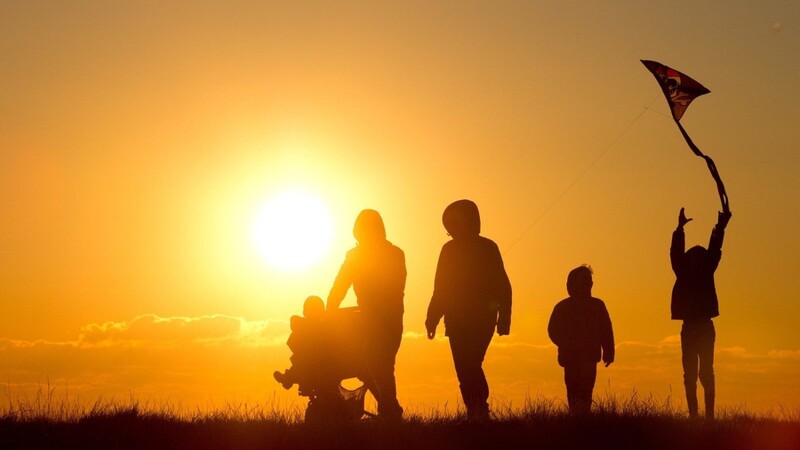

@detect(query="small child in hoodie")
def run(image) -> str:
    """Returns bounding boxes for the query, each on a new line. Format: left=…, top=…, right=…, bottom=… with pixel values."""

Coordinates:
left=548, top=265, right=614, bottom=414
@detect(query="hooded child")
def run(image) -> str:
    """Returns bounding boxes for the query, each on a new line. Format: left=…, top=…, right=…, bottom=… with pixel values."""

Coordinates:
left=426, top=199, right=512, bottom=420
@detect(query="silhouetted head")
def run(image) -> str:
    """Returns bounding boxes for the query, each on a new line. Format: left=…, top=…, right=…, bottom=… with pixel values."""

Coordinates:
left=303, top=295, right=325, bottom=320
left=566, top=265, right=593, bottom=298
left=353, top=209, right=386, bottom=244
left=684, top=245, right=707, bottom=270
left=442, top=199, right=481, bottom=239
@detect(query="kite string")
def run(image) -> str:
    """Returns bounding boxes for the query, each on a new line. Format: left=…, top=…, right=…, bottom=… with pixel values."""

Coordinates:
left=503, top=96, right=659, bottom=255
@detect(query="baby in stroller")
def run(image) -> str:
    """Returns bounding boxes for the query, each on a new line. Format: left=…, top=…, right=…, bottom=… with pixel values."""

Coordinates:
left=274, top=296, right=370, bottom=421
left=273, top=295, right=327, bottom=392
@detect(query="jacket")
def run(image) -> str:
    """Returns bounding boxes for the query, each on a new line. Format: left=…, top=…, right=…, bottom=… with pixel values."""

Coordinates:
left=548, top=296, right=614, bottom=366
left=426, top=200, right=512, bottom=336
left=670, top=225, right=725, bottom=320
left=328, top=210, right=406, bottom=321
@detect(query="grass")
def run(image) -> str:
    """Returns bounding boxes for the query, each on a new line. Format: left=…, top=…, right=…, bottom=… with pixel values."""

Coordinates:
left=2, top=387, right=799, bottom=450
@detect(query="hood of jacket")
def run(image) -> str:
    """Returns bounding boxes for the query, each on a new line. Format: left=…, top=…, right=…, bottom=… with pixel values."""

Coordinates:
left=442, top=199, right=481, bottom=239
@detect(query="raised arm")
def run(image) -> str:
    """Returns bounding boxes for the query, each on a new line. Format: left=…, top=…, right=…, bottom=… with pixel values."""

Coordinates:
left=709, top=210, right=731, bottom=251
left=671, top=208, right=691, bottom=274
left=327, top=253, right=354, bottom=311
left=707, top=210, right=731, bottom=270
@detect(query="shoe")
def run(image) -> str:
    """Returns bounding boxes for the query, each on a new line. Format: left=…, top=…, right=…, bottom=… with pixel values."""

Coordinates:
left=273, top=371, right=293, bottom=389
left=466, top=404, right=490, bottom=422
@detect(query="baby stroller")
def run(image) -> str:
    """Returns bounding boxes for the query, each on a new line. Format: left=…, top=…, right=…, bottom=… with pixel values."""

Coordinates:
left=276, top=306, right=374, bottom=423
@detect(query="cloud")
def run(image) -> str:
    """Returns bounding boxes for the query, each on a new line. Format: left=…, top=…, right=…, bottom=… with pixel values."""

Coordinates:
left=2, top=321, right=800, bottom=411
left=0, top=314, right=299, bottom=410
left=402, top=330, right=426, bottom=340
left=76, top=314, right=290, bottom=348
left=490, top=341, right=553, bottom=350
left=767, top=349, right=800, bottom=359
left=0, top=314, right=292, bottom=352
left=0, top=314, right=294, bottom=385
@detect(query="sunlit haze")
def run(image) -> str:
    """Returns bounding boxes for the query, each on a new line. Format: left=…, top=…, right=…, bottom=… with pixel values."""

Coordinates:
left=252, top=189, right=333, bottom=272
left=1, top=1, right=799, bottom=413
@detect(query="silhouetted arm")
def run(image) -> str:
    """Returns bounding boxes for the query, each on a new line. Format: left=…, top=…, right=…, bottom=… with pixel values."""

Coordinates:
left=670, top=228, right=685, bottom=275
left=600, top=302, right=615, bottom=367
left=547, top=304, right=564, bottom=347
left=705, top=211, right=730, bottom=272
left=707, top=226, right=723, bottom=266
left=426, top=246, right=452, bottom=339
left=327, top=253, right=354, bottom=311
left=709, top=211, right=729, bottom=249
left=493, top=243, right=512, bottom=336
left=671, top=208, right=690, bottom=275
left=396, top=249, right=408, bottom=298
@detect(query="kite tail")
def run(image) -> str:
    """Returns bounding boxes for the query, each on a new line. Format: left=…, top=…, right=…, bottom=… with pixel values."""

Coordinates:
left=703, top=155, right=730, bottom=214
left=675, top=118, right=705, bottom=157
left=675, top=119, right=731, bottom=214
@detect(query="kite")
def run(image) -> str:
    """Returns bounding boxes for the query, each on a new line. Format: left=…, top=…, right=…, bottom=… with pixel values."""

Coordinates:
left=642, top=59, right=730, bottom=214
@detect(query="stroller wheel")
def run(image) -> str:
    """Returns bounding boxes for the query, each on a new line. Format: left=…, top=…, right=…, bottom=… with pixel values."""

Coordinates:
left=304, top=388, right=365, bottom=424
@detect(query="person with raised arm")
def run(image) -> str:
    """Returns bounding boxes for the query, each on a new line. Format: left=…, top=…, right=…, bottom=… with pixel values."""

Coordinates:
left=671, top=207, right=731, bottom=419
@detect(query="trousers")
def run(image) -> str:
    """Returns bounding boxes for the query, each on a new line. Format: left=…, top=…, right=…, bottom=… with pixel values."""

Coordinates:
left=681, top=320, right=715, bottom=418
left=448, top=328, right=494, bottom=416
left=563, top=361, right=597, bottom=414
left=362, top=315, right=403, bottom=417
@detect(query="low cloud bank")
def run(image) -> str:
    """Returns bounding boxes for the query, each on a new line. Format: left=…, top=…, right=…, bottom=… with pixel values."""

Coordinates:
left=1, top=318, right=799, bottom=411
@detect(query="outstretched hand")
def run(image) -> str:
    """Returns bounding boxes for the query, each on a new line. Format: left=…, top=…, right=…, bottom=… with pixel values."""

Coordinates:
left=717, top=210, right=732, bottom=229
left=496, top=320, right=510, bottom=336
left=678, top=207, right=693, bottom=229
left=425, top=322, right=436, bottom=340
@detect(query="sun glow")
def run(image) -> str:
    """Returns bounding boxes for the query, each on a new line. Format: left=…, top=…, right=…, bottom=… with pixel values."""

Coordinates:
left=252, top=189, right=334, bottom=272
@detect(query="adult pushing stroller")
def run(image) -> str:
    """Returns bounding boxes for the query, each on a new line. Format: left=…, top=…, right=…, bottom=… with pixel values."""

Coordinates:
left=274, top=301, right=373, bottom=422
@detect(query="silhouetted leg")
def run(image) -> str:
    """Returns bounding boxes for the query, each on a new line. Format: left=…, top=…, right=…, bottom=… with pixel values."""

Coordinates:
left=698, top=321, right=716, bottom=420
left=564, top=362, right=597, bottom=414
left=581, top=363, right=597, bottom=413
left=364, top=317, right=403, bottom=419
left=564, top=365, right=579, bottom=413
left=448, top=329, right=493, bottom=418
left=375, top=348, right=402, bottom=418
left=681, top=322, right=700, bottom=418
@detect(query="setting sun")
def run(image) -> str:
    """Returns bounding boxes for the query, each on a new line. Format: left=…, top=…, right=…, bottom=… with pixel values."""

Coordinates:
left=251, top=189, right=333, bottom=272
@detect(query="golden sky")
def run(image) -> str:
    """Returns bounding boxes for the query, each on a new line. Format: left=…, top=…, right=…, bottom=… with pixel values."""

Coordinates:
left=2, top=1, right=799, bottom=412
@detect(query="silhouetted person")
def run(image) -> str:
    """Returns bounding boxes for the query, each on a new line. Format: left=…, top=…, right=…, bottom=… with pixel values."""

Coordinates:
left=274, top=295, right=327, bottom=390
left=425, top=199, right=512, bottom=420
left=548, top=265, right=614, bottom=414
left=671, top=207, right=731, bottom=420
left=328, top=209, right=406, bottom=420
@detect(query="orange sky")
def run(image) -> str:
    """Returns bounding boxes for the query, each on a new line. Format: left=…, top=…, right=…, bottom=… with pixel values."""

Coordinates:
left=2, top=1, right=800, bottom=413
